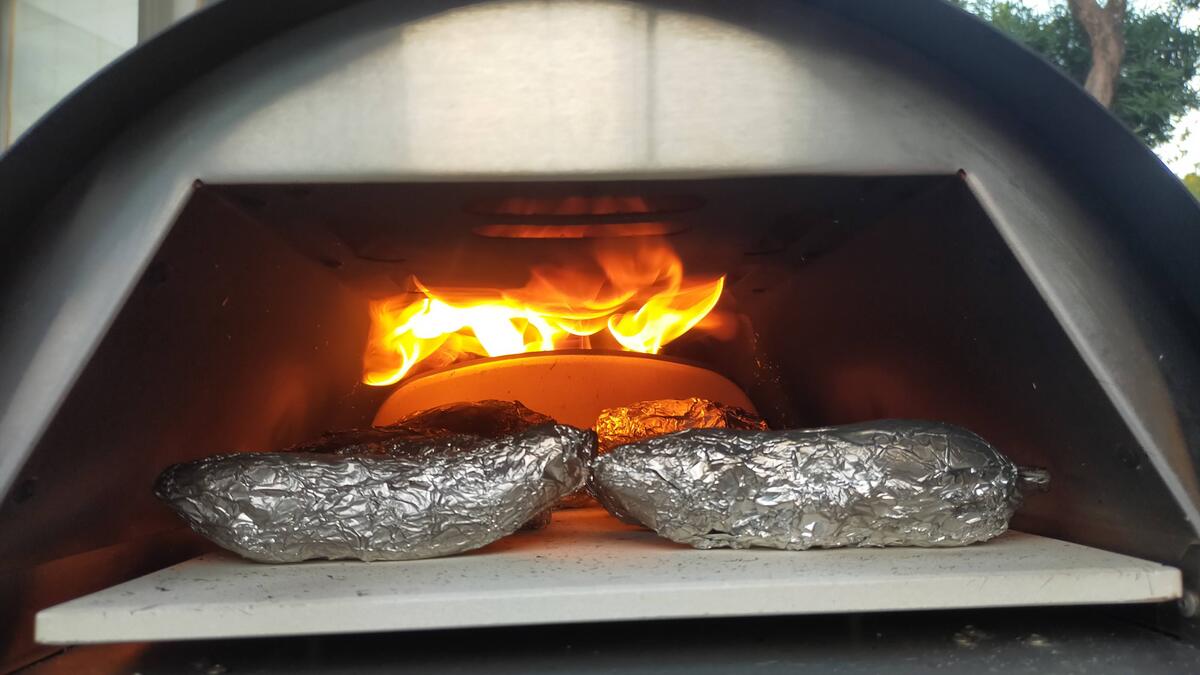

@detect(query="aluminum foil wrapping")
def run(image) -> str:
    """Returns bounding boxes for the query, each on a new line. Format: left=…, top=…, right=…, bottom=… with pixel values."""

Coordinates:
left=156, top=424, right=595, bottom=562
left=556, top=397, right=770, bottom=510
left=591, top=420, right=1042, bottom=549
left=595, top=397, right=769, bottom=453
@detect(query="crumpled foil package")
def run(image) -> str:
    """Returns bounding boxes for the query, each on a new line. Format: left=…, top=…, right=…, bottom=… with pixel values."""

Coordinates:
left=594, top=397, right=769, bottom=454
left=556, top=397, right=769, bottom=509
left=590, top=420, right=1044, bottom=549
left=155, top=401, right=594, bottom=562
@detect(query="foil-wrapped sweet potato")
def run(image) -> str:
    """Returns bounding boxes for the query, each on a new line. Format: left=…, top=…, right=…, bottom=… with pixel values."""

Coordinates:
left=591, top=420, right=1047, bottom=549
left=155, top=401, right=592, bottom=562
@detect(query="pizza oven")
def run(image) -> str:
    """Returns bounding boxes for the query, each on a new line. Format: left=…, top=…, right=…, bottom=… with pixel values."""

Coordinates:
left=3, top=0, right=1200, bottom=672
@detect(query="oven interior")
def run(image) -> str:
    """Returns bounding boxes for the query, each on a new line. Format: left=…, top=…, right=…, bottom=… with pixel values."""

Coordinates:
left=3, top=174, right=1195, bottom=660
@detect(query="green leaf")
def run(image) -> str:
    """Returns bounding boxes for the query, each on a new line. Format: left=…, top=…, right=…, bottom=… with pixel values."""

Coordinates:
left=959, top=0, right=1200, bottom=147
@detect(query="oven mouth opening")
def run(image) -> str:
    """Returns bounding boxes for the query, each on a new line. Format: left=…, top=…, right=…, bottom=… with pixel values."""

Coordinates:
left=23, top=173, right=1189, bottom=647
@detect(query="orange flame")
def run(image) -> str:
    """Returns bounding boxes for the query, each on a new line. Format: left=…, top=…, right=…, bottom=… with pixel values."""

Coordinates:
left=362, top=241, right=725, bottom=385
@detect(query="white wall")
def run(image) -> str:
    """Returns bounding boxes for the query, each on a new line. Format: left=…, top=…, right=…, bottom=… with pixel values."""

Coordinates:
left=0, top=0, right=202, bottom=147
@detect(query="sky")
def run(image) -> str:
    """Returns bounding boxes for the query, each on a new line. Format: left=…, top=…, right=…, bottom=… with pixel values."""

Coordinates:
left=1017, top=0, right=1200, bottom=174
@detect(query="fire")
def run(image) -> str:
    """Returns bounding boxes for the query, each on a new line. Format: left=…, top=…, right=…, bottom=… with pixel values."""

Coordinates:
left=362, top=241, right=725, bottom=386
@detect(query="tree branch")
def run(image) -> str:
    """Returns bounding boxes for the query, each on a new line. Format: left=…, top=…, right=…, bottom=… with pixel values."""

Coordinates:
left=1068, top=0, right=1127, bottom=107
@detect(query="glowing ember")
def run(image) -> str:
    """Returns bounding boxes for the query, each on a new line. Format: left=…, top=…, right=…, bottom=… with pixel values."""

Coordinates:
left=362, top=241, right=725, bottom=386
